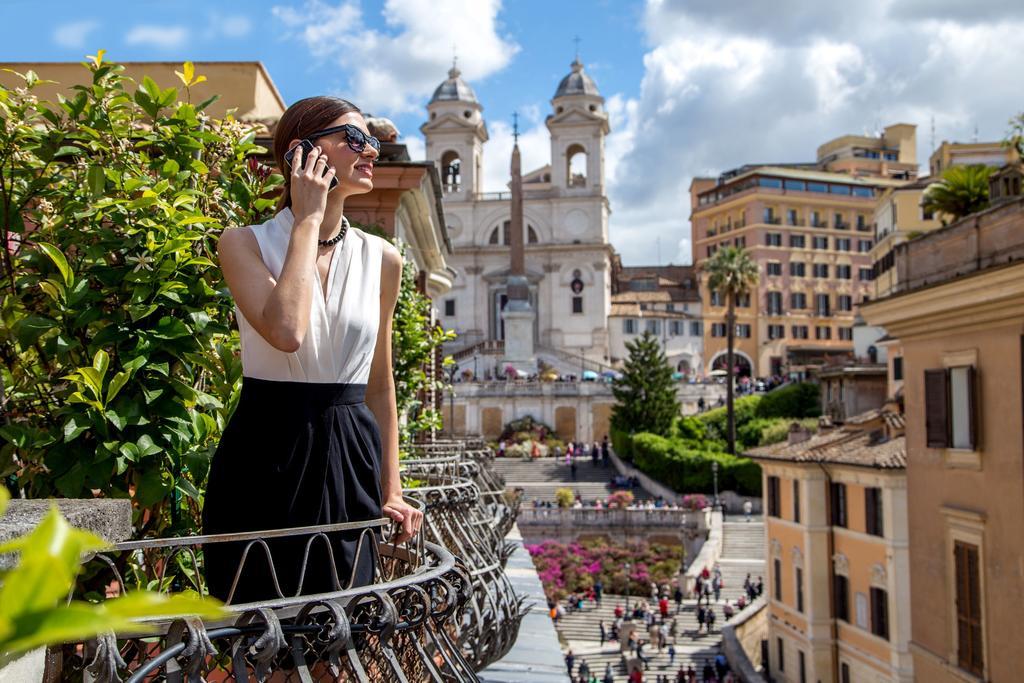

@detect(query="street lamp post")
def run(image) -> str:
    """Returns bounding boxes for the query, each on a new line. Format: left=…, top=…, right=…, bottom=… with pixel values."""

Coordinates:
left=444, top=364, right=459, bottom=436
left=712, top=460, right=720, bottom=511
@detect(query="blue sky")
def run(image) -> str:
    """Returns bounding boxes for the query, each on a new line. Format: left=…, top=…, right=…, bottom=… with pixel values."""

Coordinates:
left=4, top=0, right=1024, bottom=265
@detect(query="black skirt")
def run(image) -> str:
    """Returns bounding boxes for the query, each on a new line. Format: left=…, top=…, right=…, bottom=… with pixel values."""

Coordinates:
left=202, top=377, right=383, bottom=604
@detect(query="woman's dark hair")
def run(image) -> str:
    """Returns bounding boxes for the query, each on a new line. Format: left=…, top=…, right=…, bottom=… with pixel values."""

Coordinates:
left=273, top=96, right=361, bottom=211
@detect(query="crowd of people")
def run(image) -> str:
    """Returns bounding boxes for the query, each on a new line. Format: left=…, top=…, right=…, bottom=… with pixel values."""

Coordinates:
left=554, top=578, right=749, bottom=682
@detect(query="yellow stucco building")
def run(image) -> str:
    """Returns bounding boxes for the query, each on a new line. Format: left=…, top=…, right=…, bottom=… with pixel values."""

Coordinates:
left=747, top=409, right=912, bottom=683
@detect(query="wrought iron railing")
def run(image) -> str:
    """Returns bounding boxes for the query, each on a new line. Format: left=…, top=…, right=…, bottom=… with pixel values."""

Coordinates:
left=51, top=435, right=524, bottom=682
left=402, top=441, right=526, bottom=669
left=54, top=507, right=478, bottom=682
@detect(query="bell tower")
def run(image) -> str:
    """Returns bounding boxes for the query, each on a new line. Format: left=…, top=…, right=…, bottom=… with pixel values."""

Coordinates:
left=546, top=57, right=609, bottom=196
left=421, top=62, right=488, bottom=200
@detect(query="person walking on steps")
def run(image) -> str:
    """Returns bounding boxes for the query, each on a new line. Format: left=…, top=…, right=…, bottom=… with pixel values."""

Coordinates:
left=204, top=96, right=422, bottom=602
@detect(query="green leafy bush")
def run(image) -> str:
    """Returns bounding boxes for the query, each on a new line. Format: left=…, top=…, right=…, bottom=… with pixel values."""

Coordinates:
left=0, top=56, right=275, bottom=535
left=698, top=395, right=761, bottom=442
left=630, top=432, right=762, bottom=496
left=755, top=382, right=821, bottom=419
left=554, top=487, right=575, bottom=508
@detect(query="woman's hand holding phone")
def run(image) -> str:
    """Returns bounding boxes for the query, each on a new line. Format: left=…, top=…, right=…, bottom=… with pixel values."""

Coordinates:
left=287, top=142, right=336, bottom=227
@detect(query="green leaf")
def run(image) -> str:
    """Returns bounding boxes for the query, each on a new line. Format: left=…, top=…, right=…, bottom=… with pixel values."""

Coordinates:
left=134, top=468, right=173, bottom=507
left=152, top=316, right=190, bottom=340
left=92, top=349, right=110, bottom=378
left=136, top=434, right=162, bottom=457
left=62, top=416, right=89, bottom=443
left=0, top=507, right=108, bottom=618
left=106, top=371, right=130, bottom=404
left=87, top=165, right=105, bottom=198
left=78, top=367, right=104, bottom=402
left=36, top=242, right=73, bottom=288
left=11, top=315, right=57, bottom=348
left=104, top=410, right=127, bottom=431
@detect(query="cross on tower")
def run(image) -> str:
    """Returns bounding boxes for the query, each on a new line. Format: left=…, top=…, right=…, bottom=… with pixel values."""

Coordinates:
left=573, top=35, right=581, bottom=60
left=512, top=112, right=519, bottom=144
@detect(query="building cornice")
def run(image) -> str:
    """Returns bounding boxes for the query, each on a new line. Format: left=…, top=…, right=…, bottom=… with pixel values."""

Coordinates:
left=860, top=262, right=1024, bottom=339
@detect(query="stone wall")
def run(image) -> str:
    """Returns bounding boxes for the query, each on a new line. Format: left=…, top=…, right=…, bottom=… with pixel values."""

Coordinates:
left=721, top=596, right=768, bottom=683
left=517, top=507, right=705, bottom=547
left=896, top=195, right=1024, bottom=293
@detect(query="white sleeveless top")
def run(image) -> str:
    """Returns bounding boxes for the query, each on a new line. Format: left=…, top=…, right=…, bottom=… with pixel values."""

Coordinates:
left=236, top=208, right=384, bottom=384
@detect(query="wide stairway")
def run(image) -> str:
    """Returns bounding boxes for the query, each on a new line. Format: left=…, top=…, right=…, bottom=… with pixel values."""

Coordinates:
left=491, top=455, right=653, bottom=503
left=716, top=516, right=766, bottom=602
left=555, top=598, right=721, bottom=679
left=552, top=516, right=766, bottom=681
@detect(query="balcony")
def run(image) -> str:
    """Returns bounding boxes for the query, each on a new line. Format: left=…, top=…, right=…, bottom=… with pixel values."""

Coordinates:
left=834, top=220, right=850, bottom=230
left=54, top=437, right=526, bottom=682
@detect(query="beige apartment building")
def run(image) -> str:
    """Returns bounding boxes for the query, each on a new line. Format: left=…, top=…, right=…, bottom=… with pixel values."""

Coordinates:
left=861, top=195, right=1024, bottom=683
left=747, top=408, right=912, bottom=683
left=928, top=140, right=1019, bottom=178
left=692, top=171, right=909, bottom=378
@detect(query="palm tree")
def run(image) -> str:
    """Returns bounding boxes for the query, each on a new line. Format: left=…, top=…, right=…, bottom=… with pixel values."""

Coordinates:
left=702, top=246, right=759, bottom=455
left=922, top=164, right=993, bottom=224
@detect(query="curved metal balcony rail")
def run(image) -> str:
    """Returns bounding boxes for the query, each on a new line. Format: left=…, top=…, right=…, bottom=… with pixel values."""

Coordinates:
left=54, top=504, right=480, bottom=682
left=403, top=468, right=526, bottom=671
left=407, top=440, right=517, bottom=539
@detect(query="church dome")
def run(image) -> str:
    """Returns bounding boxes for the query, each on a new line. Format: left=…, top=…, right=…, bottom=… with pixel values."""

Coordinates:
left=553, top=59, right=600, bottom=99
left=429, top=65, right=478, bottom=104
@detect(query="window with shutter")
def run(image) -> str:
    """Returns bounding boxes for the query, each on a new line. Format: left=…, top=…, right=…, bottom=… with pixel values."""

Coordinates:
left=835, top=574, right=850, bottom=621
left=955, top=541, right=984, bottom=676
left=870, top=587, right=889, bottom=640
left=830, top=482, right=847, bottom=527
left=925, top=369, right=950, bottom=448
left=866, top=487, right=884, bottom=536
left=792, top=480, right=800, bottom=523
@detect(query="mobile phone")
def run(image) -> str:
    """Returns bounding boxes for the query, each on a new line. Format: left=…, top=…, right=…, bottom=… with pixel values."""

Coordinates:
left=284, top=139, right=338, bottom=191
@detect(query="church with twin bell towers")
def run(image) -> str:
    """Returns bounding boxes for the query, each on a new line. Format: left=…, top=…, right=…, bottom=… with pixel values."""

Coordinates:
left=422, top=58, right=615, bottom=380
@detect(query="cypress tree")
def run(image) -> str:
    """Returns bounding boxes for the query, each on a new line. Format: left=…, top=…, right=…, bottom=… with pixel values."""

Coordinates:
left=611, top=330, right=680, bottom=437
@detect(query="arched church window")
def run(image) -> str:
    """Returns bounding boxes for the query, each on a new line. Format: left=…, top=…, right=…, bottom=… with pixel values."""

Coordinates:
left=488, top=221, right=539, bottom=245
left=567, top=144, right=587, bottom=188
left=440, top=150, right=461, bottom=193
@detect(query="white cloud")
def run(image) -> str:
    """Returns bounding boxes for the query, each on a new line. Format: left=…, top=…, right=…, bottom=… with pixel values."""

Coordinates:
left=271, top=0, right=519, bottom=115
left=53, top=20, right=99, bottom=49
left=124, top=24, right=189, bottom=50
left=221, top=15, right=252, bottom=38
left=604, top=0, right=1024, bottom=265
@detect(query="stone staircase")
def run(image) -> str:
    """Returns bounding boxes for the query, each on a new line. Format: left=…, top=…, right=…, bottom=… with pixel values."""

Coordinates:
left=716, top=518, right=766, bottom=603
left=555, top=597, right=722, bottom=681
left=549, top=517, right=766, bottom=681
left=491, top=456, right=653, bottom=503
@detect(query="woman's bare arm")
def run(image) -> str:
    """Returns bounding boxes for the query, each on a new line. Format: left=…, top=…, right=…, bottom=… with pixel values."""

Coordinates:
left=217, top=144, right=335, bottom=352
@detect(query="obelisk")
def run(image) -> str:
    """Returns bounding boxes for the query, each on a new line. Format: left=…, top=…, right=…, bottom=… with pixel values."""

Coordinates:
left=501, top=114, right=536, bottom=376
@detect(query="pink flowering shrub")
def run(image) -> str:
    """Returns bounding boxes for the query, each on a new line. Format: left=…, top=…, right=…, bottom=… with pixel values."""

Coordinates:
left=525, top=538, right=683, bottom=602
left=606, top=490, right=634, bottom=509
left=681, top=493, right=710, bottom=511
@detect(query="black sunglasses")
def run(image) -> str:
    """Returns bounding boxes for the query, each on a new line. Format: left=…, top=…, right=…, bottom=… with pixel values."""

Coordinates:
left=306, top=124, right=381, bottom=155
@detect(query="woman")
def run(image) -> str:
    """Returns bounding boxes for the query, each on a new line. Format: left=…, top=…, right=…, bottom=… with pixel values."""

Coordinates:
left=202, top=96, right=422, bottom=603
